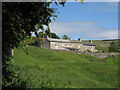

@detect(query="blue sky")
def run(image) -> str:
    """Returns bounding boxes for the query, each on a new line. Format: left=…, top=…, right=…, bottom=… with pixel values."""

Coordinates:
left=47, top=2, right=118, bottom=40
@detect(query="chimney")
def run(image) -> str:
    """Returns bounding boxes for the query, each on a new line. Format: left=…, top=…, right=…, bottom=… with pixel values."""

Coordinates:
left=69, top=38, right=71, bottom=40
left=78, top=38, right=81, bottom=42
left=47, top=35, right=49, bottom=39
left=89, top=40, right=92, bottom=43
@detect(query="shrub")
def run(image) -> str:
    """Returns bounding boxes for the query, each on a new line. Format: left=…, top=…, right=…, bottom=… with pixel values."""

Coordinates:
left=32, top=37, right=43, bottom=47
left=19, top=36, right=43, bottom=47
left=87, top=50, right=92, bottom=52
left=109, top=42, right=119, bottom=52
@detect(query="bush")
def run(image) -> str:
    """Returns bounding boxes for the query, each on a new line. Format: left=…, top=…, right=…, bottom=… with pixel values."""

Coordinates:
left=19, top=36, right=43, bottom=47
left=109, top=42, right=119, bottom=52
left=96, top=50, right=102, bottom=53
left=87, top=50, right=92, bottom=52
left=32, top=37, right=43, bottom=47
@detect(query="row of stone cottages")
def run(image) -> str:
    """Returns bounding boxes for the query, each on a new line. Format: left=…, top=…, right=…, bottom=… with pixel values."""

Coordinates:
left=41, top=36, right=97, bottom=52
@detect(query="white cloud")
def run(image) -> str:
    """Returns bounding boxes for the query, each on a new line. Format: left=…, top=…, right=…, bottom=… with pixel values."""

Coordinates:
left=49, top=21, right=118, bottom=40
left=91, top=30, right=118, bottom=39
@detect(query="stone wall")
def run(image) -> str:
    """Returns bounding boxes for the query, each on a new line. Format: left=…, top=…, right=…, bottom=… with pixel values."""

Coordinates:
left=73, top=51, right=120, bottom=58
left=54, top=49, right=120, bottom=58
left=41, top=40, right=50, bottom=49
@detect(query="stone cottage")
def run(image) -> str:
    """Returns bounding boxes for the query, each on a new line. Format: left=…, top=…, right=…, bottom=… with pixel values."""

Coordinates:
left=41, top=36, right=97, bottom=52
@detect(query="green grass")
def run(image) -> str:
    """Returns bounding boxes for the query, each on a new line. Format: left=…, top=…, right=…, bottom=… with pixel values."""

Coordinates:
left=11, top=46, right=118, bottom=88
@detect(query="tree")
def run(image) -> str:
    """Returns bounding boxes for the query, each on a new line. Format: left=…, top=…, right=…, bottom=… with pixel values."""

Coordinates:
left=45, top=25, right=60, bottom=39
left=45, top=26, right=51, bottom=37
left=38, top=31, right=60, bottom=39
left=109, top=42, right=119, bottom=52
left=62, top=35, right=69, bottom=40
left=38, top=32, right=47, bottom=38
left=3, top=2, right=65, bottom=62
left=50, top=33, right=60, bottom=39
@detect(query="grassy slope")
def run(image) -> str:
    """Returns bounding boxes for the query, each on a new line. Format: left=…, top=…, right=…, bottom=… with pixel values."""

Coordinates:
left=93, top=40, right=118, bottom=52
left=13, top=46, right=118, bottom=88
left=83, top=39, right=118, bottom=52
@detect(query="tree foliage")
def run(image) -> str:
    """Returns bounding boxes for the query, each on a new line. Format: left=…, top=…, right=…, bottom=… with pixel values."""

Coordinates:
left=62, top=35, right=69, bottom=40
left=45, top=26, right=51, bottom=37
left=3, top=2, right=56, bottom=49
left=109, top=42, right=119, bottom=52
left=38, top=31, right=60, bottom=39
left=50, top=33, right=60, bottom=39
left=19, top=36, right=43, bottom=47
left=3, top=2, right=65, bottom=62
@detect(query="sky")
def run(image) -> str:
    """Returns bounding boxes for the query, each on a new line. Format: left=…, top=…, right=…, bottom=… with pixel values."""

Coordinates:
left=35, top=2, right=118, bottom=40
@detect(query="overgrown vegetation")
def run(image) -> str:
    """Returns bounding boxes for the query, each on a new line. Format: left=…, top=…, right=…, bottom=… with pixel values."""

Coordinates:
left=109, top=42, right=120, bottom=52
left=62, top=35, right=69, bottom=40
left=6, top=47, right=118, bottom=88
left=87, top=50, right=92, bottom=52
left=38, top=31, right=60, bottom=39
left=19, top=36, right=43, bottom=47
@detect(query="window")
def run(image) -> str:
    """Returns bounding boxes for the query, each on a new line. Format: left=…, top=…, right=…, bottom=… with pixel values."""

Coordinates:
left=78, top=44, right=80, bottom=48
left=69, top=43, right=72, bottom=46
left=65, top=43, right=67, bottom=46
left=55, top=42, right=58, bottom=46
left=90, top=46, right=92, bottom=50
left=85, top=46, right=87, bottom=49
left=62, top=43, right=64, bottom=47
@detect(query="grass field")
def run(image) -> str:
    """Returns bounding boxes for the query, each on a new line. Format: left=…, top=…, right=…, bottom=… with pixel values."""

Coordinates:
left=11, top=46, right=118, bottom=88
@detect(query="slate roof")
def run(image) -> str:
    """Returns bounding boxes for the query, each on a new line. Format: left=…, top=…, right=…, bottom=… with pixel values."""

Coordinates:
left=47, top=38, right=96, bottom=46
left=82, top=42, right=96, bottom=46
left=64, top=47, right=79, bottom=50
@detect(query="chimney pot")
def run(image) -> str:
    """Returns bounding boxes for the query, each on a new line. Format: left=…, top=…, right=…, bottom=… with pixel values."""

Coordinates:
left=78, top=38, right=81, bottom=42
left=69, top=38, right=71, bottom=40
left=89, top=40, right=92, bottom=43
left=47, top=35, right=49, bottom=39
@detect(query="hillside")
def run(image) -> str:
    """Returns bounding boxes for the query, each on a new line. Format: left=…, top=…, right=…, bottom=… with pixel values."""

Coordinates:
left=10, top=46, right=118, bottom=88
left=83, top=39, right=119, bottom=52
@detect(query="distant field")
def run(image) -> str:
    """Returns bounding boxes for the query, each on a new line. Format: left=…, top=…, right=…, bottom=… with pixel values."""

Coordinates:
left=83, top=39, right=119, bottom=52
left=10, top=46, right=118, bottom=88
